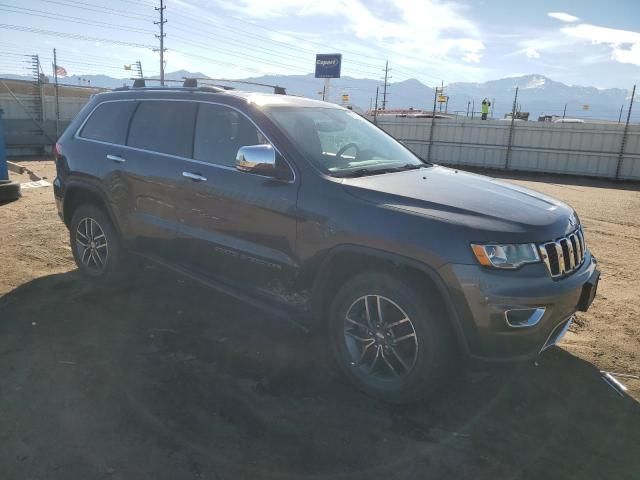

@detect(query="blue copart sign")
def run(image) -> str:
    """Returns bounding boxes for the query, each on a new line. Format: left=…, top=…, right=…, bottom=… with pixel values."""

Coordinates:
left=315, top=54, right=342, bottom=78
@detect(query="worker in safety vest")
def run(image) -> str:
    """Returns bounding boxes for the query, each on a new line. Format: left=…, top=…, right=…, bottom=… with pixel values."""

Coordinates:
left=481, top=98, right=491, bottom=120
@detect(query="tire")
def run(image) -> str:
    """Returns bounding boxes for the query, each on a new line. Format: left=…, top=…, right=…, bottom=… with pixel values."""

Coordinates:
left=329, top=271, right=455, bottom=403
left=69, top=204, right=126, bottom=282
left=0, top=181, right=21, bottom=202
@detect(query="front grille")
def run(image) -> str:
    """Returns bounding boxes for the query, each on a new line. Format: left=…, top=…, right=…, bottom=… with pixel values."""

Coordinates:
left=538, top=228, right=586, bottom=278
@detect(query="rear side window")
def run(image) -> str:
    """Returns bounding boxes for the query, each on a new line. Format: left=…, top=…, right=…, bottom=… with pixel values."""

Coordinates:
left=127, top=101, right=197, bottom=157
left=193, top=103, right=267, bottom=167
left=80, top=101, right=137, bottom=144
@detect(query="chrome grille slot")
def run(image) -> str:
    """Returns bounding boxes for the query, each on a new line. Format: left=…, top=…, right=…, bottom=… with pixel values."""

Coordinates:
left=560, top=238, right=571, bottom=271
left=569, top=234, right=579, bottom=266
left=538, top=228, right=586, bottom=278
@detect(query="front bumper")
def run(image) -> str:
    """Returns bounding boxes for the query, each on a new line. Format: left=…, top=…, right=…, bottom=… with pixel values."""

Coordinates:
left=440, top=251, right=599, bottom=362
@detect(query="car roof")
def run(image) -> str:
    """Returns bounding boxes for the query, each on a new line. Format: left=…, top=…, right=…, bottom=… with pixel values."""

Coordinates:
left=92, top=87, right=343, bottom=110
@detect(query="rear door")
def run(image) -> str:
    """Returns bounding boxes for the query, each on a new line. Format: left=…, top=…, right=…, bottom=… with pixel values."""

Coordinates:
left=99, top=99, right=197, bottom=260
left=174, top=102, right=299, bottom=290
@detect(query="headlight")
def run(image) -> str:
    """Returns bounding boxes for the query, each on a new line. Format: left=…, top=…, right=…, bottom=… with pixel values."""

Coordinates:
left=471, top=243, right=540, bottom=269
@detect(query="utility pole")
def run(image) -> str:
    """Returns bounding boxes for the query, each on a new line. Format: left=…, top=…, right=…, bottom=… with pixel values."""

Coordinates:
left=427, top=87, right=438, bottom=162
left=505, top=86, right=519, bottom=170
left=373, top=86, right=379, bottom=124
left=491, top=98, right=495, bottom=118
left=466, top=101, right=470, bottom=117
left=562, top=103, right=567, bottom=119
left=154, top=0, right=167, bottom=85
left=381, top=60, right=391, bottom=110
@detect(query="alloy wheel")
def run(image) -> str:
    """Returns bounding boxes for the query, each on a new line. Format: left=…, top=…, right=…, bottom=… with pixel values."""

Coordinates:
left=343, top=295, right=419, bottom=381
left=75, top=217, right=109, bottom=273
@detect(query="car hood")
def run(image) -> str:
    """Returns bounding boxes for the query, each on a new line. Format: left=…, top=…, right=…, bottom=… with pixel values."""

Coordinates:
left=341, top=166, right=577, bottom=242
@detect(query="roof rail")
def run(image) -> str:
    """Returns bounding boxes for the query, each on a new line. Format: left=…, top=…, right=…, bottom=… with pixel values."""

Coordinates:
left=184, top=76, right=286, bottom=95
left=114, top=77, right=226, bottom=93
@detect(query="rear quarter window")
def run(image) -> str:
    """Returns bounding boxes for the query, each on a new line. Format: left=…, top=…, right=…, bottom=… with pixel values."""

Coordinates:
left=127, top=100, right=197, bottom=158
left=80, top=101, right=138, bottom=144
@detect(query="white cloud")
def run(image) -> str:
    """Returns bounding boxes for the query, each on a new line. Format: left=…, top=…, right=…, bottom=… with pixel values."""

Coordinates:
left=548, top=12, right=579, bottom=23
left=562, top=24, right=640, bottom=66
left=218, top=0, right=485, bottom=66
left=525, top=47, right=541, bottom=58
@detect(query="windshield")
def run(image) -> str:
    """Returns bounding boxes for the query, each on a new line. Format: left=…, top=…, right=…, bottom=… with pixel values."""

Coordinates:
left=265, top=107, right=427, bottom=176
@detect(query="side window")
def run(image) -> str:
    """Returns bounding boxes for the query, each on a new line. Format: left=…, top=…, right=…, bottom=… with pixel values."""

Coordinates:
left=80, top=101, right=137, bottom=144
left=127, top=101, right=197, bottom=157
left=193, top=103, right=267, bottom=167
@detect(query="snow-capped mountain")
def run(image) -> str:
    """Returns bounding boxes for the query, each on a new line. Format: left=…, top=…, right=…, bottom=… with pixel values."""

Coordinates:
left=2, top=70, right=634, bottom=121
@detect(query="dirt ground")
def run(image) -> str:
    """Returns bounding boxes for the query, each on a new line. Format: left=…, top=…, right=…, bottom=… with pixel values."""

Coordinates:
left=1, top=159, right=639, bottom=480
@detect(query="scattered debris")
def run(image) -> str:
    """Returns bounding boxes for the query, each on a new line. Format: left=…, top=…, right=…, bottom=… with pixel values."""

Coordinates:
left=20, top=180, right=51, bottom=189
left=7, top=161, right=41, bottom=181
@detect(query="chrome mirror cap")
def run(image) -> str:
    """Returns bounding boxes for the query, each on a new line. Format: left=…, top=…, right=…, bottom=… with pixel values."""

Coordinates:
left=236, top=144, right=276, bottom=176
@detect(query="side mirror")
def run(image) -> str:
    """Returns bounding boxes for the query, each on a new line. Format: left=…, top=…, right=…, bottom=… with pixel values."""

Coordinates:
left=236, top=144, right=277, bottom=177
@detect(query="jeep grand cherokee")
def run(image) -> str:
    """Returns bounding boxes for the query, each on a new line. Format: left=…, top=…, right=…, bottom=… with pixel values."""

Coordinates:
left=53, top=85, right=600, bottom=403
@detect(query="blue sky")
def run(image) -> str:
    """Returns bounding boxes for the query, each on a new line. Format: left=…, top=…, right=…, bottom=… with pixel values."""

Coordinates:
left=0, top=0, right=638, bottom=88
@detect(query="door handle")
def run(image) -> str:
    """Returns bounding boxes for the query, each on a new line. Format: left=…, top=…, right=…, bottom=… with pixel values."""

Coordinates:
left=107, top=154, right=126, bottom=163
left=182, top=171, right=207, bottom=182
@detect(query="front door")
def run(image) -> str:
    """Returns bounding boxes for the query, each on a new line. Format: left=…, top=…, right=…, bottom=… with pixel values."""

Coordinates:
left=174, top=102, right=299, bottom=291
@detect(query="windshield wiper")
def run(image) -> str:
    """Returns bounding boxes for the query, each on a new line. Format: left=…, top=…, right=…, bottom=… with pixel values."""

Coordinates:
left=381, top=163, right=424, bottom=173
left=332, top=163, right=424, bottom=178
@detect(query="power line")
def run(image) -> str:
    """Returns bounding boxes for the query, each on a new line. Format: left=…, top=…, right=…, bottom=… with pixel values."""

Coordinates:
left=167, top=5, right=448, bottom=84
left=0, top=23, right=155, bottom=49
left=0, top=4, right=155, bottom=34
left=35, top=0, right=447, bottom=85
left=1, top=1, right=437, bottom=86
left=38, top=0, right=151, bottom=20
left=7, top=0, right=400, bottom=82
left=166, top=12, right=385, bottom=73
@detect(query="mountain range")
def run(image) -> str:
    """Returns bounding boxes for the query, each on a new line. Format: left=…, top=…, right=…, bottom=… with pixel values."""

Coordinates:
left=2, top=70, right=634, bottom=121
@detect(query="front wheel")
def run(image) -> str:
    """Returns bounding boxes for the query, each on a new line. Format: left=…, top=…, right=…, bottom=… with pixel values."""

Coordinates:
left=329, top=271, right=455, bottom=403
left=69, top=205, right=126, bottom=281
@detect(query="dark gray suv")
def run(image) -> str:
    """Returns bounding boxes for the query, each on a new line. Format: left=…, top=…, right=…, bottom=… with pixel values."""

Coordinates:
left=53, top=84, right=600, bottom=403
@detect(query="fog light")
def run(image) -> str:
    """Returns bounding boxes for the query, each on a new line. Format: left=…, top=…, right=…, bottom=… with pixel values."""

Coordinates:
left=505, top=307, right=545, bottom=328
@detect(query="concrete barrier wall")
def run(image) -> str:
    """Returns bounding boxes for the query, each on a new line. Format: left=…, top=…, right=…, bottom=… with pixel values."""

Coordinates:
left=370, top=116, right=640, bottom=181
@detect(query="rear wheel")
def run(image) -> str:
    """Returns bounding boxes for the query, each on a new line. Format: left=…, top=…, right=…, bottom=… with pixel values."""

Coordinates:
left=329, top=271, right=455, bottom=403
left=69, top=205, right=125, bottom=281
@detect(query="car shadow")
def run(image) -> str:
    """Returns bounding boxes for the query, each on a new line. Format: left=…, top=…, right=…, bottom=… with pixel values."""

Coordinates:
left=1, top=268, right=638, bottom=480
